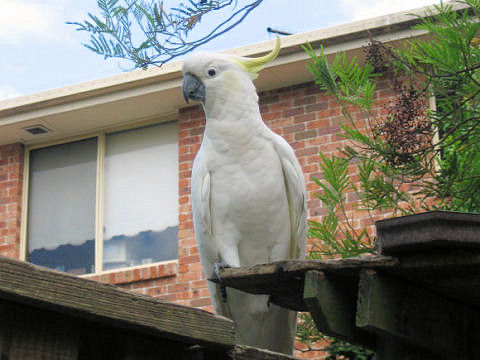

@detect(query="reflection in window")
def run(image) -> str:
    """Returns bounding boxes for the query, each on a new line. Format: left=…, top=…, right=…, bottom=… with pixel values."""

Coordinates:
left=27, top=138, right=97, bottom=275
left=103, top=122, right=179, bottom=270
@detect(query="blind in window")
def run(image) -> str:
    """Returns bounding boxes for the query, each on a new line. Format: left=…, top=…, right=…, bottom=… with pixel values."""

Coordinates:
left=27, top=138, right=97, bottom=274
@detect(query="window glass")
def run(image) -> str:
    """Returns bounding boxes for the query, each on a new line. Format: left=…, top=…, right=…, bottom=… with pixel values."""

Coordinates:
left=103, top=122, right=178, bottom=270
left=27, top=138, right=97, bottom=275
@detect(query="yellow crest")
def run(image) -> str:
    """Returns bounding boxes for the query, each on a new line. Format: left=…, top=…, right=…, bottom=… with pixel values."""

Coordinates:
left=232, top=37, right=281, bottom=79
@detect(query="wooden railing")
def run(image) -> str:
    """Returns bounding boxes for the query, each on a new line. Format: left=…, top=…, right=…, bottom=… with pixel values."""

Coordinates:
left=0, top=255, right=296, bottom=359
left=216, top=211, right=480, bottom=360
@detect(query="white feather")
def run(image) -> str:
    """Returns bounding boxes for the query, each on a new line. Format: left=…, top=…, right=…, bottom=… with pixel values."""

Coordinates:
left=184, top=50, right=306, bottom=355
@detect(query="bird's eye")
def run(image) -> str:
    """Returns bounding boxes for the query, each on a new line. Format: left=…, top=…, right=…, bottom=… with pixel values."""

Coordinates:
left=207, top=68, right=216, bottom=77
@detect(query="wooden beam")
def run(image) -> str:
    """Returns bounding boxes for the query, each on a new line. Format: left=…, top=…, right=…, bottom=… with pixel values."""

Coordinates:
left=229, top=345, right=297, bottom=360
left=376, top=211, right=480, bottom=255
left=391, top=251, right=480, bottom=309
left=214, top=256, right=398, bottom=311
left=0, top=255, right=235, bottom=348
left=217, top=256, right=398, bottom=287
left=356, top=269, right=479, bottom=359
left=303, top=270, right=374, bottom=348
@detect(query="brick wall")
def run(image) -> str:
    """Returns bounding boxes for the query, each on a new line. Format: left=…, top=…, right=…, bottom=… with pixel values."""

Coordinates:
left=147, top=79, right=394, bottom=359
left=0, top=143, right=24, bottom=259
left=0, top=79, right=397, bottom=359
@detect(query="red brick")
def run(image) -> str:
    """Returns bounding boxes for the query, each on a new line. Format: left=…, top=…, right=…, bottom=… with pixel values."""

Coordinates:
left=295, top=130, right=317, bottom=141
left=192, top=279, right=207, bottom=289
left=190, top=262, right=203, bottom=272
left=294, top=113, right=316, bottom=124
left=167, top=283, right=190, bottom=293
left=179, top=254, right=200, bottom=265
left=179, top=153, right=195, bottom=163
left=0, top=144, right=23, bottom=258
left=270, top=101, right=293, bottom=112
left=190, top=297, right=211, bottom=308
left=284, top=123, right=305, bottom=134
left=292, top=141, right=306, bottom=150
left=305, top=102, right=329, bottom=113
left=283, top=107, right=305, bottom=118
left=190, top=127, right=204, bottom=136
left=259, top=95, right=279, bottom=105
left=294, top=95, right=317, bottom=106
left=262, top=111, right=282, bottom=121
left=133, top=269, right=141, bottom=282
left=296, top=147, right=318, bottom=157
left=147, top=287, right=165, bottom=296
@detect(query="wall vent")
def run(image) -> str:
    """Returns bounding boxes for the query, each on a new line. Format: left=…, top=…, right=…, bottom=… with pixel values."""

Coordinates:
left=23, top=125, right=51, bottom=135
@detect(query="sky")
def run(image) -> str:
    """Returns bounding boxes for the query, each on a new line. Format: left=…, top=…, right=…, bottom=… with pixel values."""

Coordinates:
left=0, top=0, right=443, bottom=101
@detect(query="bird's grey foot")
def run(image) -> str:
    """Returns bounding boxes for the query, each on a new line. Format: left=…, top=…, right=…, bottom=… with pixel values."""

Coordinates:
left=213, top=261, right=230, bottom=280
left=213, top=261, right=230, bottom=303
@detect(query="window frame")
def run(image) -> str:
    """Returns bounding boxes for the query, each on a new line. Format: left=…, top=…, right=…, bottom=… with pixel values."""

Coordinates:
left=19, top=119, right=179, bottom=275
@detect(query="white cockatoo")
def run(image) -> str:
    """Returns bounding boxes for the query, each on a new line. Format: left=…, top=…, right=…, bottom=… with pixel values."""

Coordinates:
left=182, top=38, right=306, bottom=355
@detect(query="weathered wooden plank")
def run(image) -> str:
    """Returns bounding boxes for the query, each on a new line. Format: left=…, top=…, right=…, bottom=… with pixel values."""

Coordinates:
left=2, top=297, right=232, bottom=360
left=217, top=256, right=398, bottom=284
left=380, top=251, right=480, bottom=308
left=214, top=256, right=398, bottom=311
left=1, top=301, right=79, bottom=360
left=303, top=270, right=374, bottom=349
left=395, top=250, right=480, bottom=272
left=356, top=269, right=479, bottom=359
left=0, top=255, right=235, bottom=348
left=229, top=345, right=298, bottom=360
left=386, top=251, right=480, bottom=308
left=376, top=211, right=480, bottom=255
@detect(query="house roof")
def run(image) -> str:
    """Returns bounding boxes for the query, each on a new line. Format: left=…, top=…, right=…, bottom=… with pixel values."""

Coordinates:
left=0, top=2, right=467, bottom=146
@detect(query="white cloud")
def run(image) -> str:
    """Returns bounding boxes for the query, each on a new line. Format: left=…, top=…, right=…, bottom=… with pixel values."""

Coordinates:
left=339, top=0, right=441, bottom=22
left=0, top=85, right=23, bottom=100
left=0, top=0, right=68, bottom=44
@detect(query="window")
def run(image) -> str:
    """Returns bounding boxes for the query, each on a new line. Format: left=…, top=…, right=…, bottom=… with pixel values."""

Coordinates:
left=26, top=122, right=179, bottom=275
left=27, top=138, right=97, bottom=274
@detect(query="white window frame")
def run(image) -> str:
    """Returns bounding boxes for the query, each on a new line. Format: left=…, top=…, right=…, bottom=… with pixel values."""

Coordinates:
left=19, top=120, right=179, bottom=275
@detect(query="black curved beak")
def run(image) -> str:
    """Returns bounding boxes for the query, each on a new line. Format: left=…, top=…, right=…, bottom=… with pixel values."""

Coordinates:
left=182, top=72, right=206, bottom=103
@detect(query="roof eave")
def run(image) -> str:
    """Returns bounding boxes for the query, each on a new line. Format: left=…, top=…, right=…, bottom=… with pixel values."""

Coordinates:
left=0, top=1, right=468, bottom=146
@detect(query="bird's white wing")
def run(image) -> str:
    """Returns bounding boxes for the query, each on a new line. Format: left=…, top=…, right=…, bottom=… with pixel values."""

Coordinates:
left=191, top=150, right=212, bottom=240
left=269, top=131, right=307, bottom=259
left=191, top=149, right=232, bottom=316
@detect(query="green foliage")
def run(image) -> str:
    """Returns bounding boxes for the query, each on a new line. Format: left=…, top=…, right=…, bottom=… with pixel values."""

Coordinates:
left=304, top=1, right=480, bottom=229
left=303, top=44, right=377, bottom=110
left=397, top=0, right=480, bottom=213
left=296, top=312, right=326, bottom=346
left=308, top=154, right=376, bottom=259
left=68, top=0, right=264, bottom=69
left=296, top=312, right=374, bottom=359
left=324, top=338, right=375, bottom=360
left=298, top=2, right=480, bottom=358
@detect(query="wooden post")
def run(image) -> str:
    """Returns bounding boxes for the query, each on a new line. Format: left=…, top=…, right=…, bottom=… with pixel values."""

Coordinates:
left=303, top=270, right=374, bottom=348
left=357, top=269, right=479, bottom=359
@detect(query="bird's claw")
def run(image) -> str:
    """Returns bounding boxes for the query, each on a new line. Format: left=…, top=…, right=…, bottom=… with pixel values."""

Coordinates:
left=213, top=261, right=230, bottom=303
left=213, top=261, right=230, bottom=281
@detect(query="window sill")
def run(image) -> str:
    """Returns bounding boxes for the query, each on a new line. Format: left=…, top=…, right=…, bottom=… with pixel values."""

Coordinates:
left=82, top=259, right=178, bottom=285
